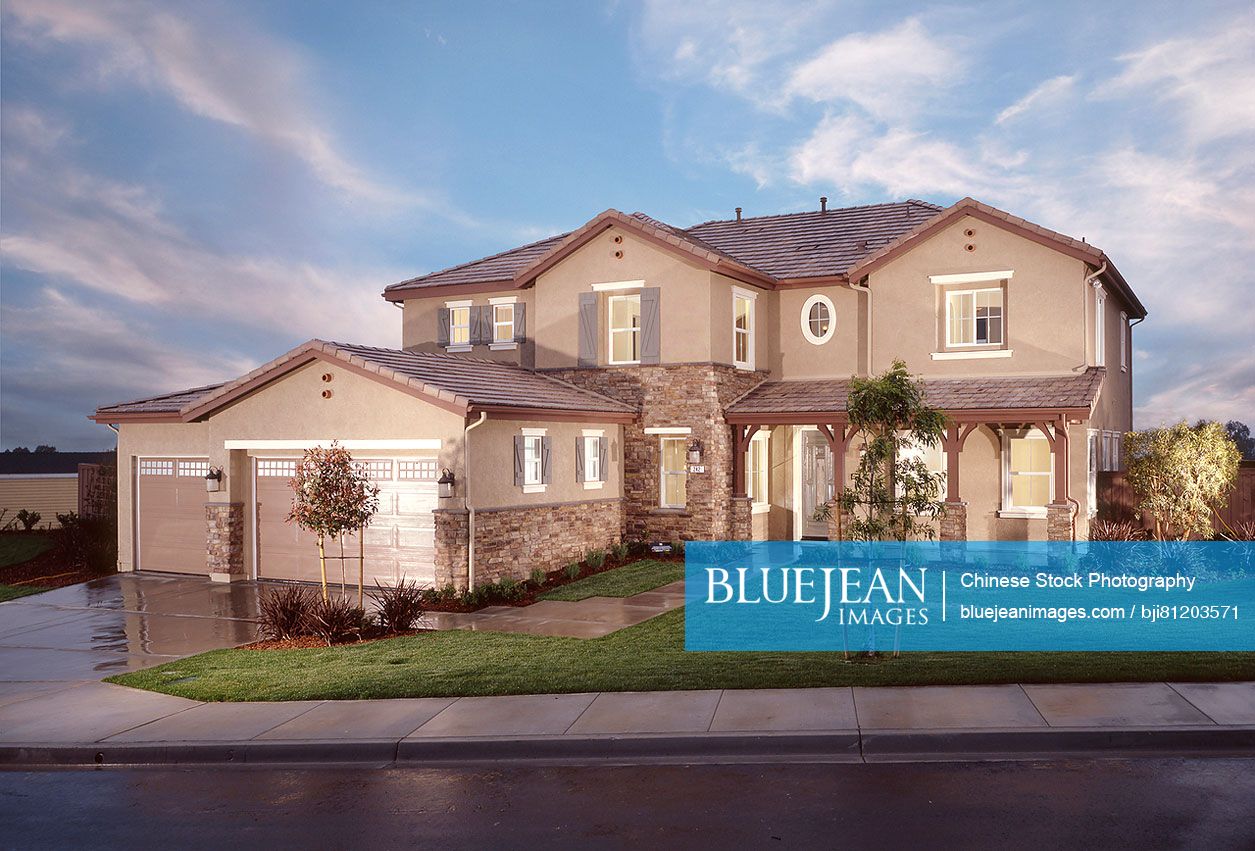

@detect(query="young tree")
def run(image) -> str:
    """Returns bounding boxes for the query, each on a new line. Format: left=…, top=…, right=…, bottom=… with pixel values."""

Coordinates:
left=1125, top=421, right=1240, bottom=540
left=1225, top=421, right=1255, bottom=461
left=818, top=359, right=948, bottom=541
left=287, top=442, right=380, bottom=601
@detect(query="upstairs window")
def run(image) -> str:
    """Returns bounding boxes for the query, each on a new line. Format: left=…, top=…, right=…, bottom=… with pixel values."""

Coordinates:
left=946, top=289, right=1003, bottom=347
left=801, top=294, right=836, bottom=345
left=609, top=294, right=641, bottom=364
left=733, top=288, right=756, bottom=369
left=1094, top=287, right=1106, bottom=367
left=493, top=303, right=515, bottom=344
left=1119, top=311, right=1128, bottom=371
left=446, top=301, right=471, bottom=349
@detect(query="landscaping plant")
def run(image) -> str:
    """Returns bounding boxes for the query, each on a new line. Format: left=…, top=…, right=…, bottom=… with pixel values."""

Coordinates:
left=369, top=580, right=426, bottom=633
left=585, top=548, right=606, bottom=569
left=1125, top=421, right=1240, bottom=540
left=565, top=562, right=582, bottom=580
left=1087, top=519, right=1146, bottom=541
left=529, top=567, right=547, bottom=586
left=306, top=594, right=368, bottom=646
left=54, top=511, right=117, bottom=573
left=259, top=585, right=316, bottom=640
left=15, top=509, right=41, bottom=531
left=611, top=542, right=629, bottom=562
left=287, top=442, right=380, bottom=601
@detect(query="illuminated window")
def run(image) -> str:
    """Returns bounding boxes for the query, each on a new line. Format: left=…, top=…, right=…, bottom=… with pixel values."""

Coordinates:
left=608, top=294, right=641, bottom=364
left=660, top=437, right=687, bottom=508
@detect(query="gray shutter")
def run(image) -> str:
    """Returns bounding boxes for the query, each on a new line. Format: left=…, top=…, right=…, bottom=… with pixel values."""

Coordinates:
left=578, top=292, right=598, bottom=367
left=437, top=308, right=450, bottom=347
left=513, top=436, right=524, bottom=487
left=597, top=438, right=608, bottom=483
left=575, top=436, right=586, bottom=483
left=640, top=287, right=661, bottom=364
left=513, top=303, right=526, bottom=343
left=541, top=437, right=553, bottom=484
left=470, top=305, right=487, bottom=346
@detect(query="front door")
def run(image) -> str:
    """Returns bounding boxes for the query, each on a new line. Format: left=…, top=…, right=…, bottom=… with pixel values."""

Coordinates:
left=800, top=430, right=833, bottom=538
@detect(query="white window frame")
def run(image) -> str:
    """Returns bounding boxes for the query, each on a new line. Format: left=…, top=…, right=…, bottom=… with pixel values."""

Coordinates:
left=608, top=293, right=642, bottom=365
left=945, top=287, right=1004, bottom=348
left=1094, top=287, right=1106, bottom=367
left=659, top=436, right=688, bottom=509
left=1087, top=428, right=1099, bottom=517
left=489, top=296, right=517, bottom=350
left=1000, top=429, right=1053, bottom=518
left=582, top=429, right=604, bottom=490
left=1119, top=311, right=1128, bottom=372
left=732, top=287, right=756, bottom=370
left=747, top=430, right=770, bottom=513
left=446, top=299, right=472, bottom=351
left=521, top=427, right=546, bottom=493
left=800, top=294, right=836, bottom=345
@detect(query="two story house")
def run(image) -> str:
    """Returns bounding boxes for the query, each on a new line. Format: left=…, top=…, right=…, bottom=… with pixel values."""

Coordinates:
left=94, top=197, right=1145, bottom=589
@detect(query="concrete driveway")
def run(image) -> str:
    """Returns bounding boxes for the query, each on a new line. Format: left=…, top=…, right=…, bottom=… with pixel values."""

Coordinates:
left=0, top=574, right=260, bottom=704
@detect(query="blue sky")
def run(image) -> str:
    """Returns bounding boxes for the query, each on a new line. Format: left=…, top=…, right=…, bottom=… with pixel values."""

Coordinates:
left=2, top=0, right=1252, bottom=449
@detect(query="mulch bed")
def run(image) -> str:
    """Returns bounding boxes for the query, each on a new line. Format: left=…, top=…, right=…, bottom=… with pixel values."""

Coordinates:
left=0, top=544, right=104, bottom=591
left=419, top=551, right=684, bottom=612
left=244, top=628, right=423, bottom=651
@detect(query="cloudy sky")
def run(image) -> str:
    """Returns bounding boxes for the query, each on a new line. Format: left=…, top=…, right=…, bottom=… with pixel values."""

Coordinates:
left=1, top=0, right=1252, bottom=450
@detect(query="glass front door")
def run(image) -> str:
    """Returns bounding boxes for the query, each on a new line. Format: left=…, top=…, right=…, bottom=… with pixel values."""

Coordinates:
left=801, top=429, right=833, bottom=538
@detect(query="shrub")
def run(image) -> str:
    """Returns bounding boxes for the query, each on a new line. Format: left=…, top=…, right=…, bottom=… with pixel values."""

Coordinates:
left=670, top=539, right=686, bottom=557
left=611, top=542, right=629, bottom=562
left=565, top=562, right=582, bottom=580
left=496, top=577, right=529, bottom=601
left=259, top=586, right=316, bottom=640
left=585, top=548, right=606, bottom=569
left=1088, top=519, right=1146, bottom=541
left=55, top=512, right=117, bottom=573
left=529, top=567, right=547, bottom=586
left=306, top=595, right=367, bottom=646
left=15, top=509, right=41, bottom=531
left=1221, top=520, right=1255, bottom=542
left=369, top=580, right=426, bottom=633
left=421, top=584, right=460, bottom=605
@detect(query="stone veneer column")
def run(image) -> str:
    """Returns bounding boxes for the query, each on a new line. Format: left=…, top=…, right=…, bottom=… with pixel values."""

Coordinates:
left=433, top=508, right=469, bottom=590
left=1046, top=503, right=1073, bottom=542
left=939, top=501, right=968, bottom=541
left=730, top=496, right=753, bottom=541
left=206, top=503, right=245, bottom=583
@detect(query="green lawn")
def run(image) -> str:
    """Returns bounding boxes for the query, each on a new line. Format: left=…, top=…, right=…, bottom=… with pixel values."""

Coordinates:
left=0, top=584, right=48, bottom=603
left=540, top=559, right=682, bottom=601
left=0, top=534, right=55, bottom=568
left=108, top=606, right=1255, bottom=702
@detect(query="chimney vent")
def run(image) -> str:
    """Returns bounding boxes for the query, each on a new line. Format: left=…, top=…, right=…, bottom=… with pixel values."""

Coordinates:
left=820, top=196, right=828, bottom=212
left=735, top=207, right=742, bottom=222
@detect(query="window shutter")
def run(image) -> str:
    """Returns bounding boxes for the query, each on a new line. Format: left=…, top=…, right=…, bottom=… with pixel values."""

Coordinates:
left=575, top=436, right=586, bottom=483
left=597, top=438, right=608, bottom=483
left=578, top=292, right=598, bottom=367
left=513, top=436, right=524, bottom=487
left=437, top=308, right=450, bottom=347
left=640, top=287, right=661, bottom=364
left=470, top=305, right=487, bottom=346
left=513, top=303, right=526, bottom=343
left=541, top=436, right=553, bottom=484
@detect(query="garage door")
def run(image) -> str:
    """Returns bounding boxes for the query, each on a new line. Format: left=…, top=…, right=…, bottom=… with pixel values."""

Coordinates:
left=137, top=457, right=209, bottom=575
left=254, top=457, right=438, bottom=587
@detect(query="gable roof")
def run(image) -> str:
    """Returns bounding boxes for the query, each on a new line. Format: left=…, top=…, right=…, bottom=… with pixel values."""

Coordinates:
left=92, top=341, right=637, bottom=424
left=727, top=368, right=1106, bottom=422
left=380, top=197, right=1143, bottom=318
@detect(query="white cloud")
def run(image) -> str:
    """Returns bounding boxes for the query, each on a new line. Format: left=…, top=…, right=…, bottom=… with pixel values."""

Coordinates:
left=1, top=0, right=440, bottom=211
left=996, top=74, right=1077, bottom=124
left=785, top=18, right=961, bottom=121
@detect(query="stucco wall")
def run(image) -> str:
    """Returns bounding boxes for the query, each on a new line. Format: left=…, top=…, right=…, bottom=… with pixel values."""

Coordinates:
left=772, top=284, right=864, bottom=379
left=468, top=417, right=623, bottom=510
left=401, top=287, right=536, bottom=367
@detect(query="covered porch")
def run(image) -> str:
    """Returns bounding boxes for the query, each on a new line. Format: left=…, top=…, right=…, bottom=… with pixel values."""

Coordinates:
left=725, top=370, right=1105, bottom=543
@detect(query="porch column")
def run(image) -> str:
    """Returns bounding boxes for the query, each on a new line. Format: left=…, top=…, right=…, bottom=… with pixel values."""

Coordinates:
left=939, top=422, right=978, bottom=542
left=730, top=424, right=759, bottom=499
left=822, top=424, right=850, bottom=541
left=1045, top=418, right=1073, bottom=542
left=207, top=448, right=248, bottom=583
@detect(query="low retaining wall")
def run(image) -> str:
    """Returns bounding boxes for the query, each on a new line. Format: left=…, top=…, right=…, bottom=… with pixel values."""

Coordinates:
left=434, top=498, right=624, bottom=589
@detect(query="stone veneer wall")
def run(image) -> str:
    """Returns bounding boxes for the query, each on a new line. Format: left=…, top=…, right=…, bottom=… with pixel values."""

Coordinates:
left=730, top=496, right=753, bottom=541
left=1046, top=503, right=1073, bottom=542
left=542, top=364, right=765, bottom=543
left=939, top=501, right=968, bottom=541
left=434, top=498, right=623, bottom=589
left=206, top=502, right=244, bottom=580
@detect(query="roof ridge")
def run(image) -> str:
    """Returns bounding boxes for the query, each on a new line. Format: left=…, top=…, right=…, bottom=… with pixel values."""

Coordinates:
left=385, top=230, right=570, bottom=291
left=98, top=381, right=226, bottom=411
left=686, top=199, right=943, bottom=229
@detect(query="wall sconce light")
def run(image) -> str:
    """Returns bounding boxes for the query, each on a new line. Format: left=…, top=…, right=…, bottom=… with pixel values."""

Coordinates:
left=686, top=440, right=703, bottom=465
left=437, top=468, right=456, bottom=499
left=205, top=467, right=223, bottom=493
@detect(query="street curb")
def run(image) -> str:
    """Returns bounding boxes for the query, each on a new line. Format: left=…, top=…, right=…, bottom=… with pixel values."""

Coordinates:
left=2, top=727, right=1253, bottom=767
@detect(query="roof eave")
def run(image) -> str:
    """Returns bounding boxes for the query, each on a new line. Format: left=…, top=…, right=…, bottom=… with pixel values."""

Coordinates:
left=469, top=404, right=636, bottom=424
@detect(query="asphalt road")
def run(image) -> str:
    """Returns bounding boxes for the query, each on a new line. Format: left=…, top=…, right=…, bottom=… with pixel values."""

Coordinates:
left=3, top=758, right=1253, bottom=849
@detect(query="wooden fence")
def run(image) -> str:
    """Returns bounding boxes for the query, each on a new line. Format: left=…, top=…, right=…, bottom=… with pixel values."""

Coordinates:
left=1097, top=462, right=1255, bottom=534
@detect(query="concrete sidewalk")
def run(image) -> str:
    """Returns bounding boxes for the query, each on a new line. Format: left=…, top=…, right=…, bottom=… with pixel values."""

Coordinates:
left=2, top=681, right=1252, bottom=767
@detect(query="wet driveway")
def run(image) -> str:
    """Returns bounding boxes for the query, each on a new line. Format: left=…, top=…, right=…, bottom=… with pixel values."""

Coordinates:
left=0, top=574, right=260, bottom=690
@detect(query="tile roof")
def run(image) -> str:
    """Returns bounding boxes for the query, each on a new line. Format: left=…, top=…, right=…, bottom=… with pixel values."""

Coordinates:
left=384, top=200, right=945, bottom=293
left=95, top=383, right=225, bottom=416
left=727, top=369, right=1105, bottom=415
left=95, top=341, right=636, bottom=421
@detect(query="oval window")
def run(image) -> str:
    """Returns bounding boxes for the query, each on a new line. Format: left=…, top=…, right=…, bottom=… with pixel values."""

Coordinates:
left=800, top=294, right=836, bottom=345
